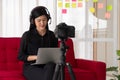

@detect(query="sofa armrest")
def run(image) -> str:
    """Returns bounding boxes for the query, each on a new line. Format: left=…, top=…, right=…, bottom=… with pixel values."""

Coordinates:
left=75, top=59, right=106, bottom=80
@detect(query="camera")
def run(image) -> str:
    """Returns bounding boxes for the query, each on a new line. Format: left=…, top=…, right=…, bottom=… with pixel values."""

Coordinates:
left=54, top=22, right=75, bottom=39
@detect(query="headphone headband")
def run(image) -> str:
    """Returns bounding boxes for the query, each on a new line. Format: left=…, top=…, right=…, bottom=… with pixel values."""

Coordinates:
left=30, top=6, right=51, bottom=23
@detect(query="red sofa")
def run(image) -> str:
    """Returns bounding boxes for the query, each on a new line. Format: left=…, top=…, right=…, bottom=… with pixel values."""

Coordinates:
left=0, top=37, right=106, bottom=80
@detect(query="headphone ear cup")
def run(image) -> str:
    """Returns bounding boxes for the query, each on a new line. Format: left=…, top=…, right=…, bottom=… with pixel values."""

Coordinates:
left=48, top=15, right=51, bottom=20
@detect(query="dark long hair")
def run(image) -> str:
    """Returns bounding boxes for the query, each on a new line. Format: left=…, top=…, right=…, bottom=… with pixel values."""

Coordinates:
left=29, top=6, right=51, bottom=31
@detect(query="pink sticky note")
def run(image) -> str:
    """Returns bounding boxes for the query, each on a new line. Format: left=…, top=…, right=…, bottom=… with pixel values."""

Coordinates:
left=98, top=3, right=104, bottom=9
left=105, top=12, right=111, bottom=19
left=72, top=0, right=76, bottom=2
left=78, top=3, right=83, bottom=7
left=62, top=9, right=67, bottom=14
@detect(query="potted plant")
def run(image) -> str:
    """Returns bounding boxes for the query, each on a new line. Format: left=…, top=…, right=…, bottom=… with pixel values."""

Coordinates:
left=106, top=50, right=120, bottom=80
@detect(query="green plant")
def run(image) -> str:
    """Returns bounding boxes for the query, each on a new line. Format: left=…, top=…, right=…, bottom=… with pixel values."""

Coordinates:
left=106, top=50, right=120, bottom=80
left=117, top=50, right=120, bottom=60
left=106, top=66, right=120, bottom=80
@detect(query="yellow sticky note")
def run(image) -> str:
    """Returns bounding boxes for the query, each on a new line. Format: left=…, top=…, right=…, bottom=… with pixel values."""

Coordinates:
left=65, top=3, right=70, bottom=8
left=90, top=7, right=95, bottom=13
left=72, top=3, right=76, bottom=8
left=93, top=0, right=98, bottom=2
left=85, top=0, right=89, bottom=2
left=58, top=2, right=63, bottom=8
left=107, top=5, right=112, bottom=11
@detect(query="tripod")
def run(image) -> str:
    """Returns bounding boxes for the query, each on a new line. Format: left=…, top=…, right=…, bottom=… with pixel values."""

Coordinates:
left=53, top=38, right=76, bottom=80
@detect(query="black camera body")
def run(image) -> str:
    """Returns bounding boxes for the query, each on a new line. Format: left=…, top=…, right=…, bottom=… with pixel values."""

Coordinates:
left=54, top=22, right=75, bottom=39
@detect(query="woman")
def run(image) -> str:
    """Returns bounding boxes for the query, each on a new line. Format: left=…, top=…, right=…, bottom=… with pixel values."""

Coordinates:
left=18, top=6, right=58, bottom=80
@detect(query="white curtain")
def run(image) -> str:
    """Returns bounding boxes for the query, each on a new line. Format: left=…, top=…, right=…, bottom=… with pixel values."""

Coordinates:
left=0, top=0, right=56, bottom=37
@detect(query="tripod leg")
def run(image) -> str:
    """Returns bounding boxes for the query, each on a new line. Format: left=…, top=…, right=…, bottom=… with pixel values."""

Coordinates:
left=60, top=64, right=65, bottom=80
left=66, top=63, right=76, bottom=80
left=53, top=64, right=61, bottom=80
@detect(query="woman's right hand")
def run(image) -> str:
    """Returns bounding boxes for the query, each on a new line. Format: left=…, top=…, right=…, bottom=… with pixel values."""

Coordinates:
left=27, top=55, right=37, bottom=61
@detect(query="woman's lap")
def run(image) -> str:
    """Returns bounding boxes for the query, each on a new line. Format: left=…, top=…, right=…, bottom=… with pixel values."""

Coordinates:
left=23, top=62, right=56, bottom=80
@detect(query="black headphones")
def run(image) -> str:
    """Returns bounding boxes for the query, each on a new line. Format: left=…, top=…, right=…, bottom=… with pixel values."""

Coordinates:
left=30, top=6, right=51, bottom=24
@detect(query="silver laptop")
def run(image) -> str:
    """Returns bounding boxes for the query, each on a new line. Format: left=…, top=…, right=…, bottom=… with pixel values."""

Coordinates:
left=31, top=48, right=62, bottom=65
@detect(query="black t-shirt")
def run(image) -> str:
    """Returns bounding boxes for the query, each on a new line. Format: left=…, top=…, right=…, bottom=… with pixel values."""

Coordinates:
left=18, top=29, right=58, bottom=64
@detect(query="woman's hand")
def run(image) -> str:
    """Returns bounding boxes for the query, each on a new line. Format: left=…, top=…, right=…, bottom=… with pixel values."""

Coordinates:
left=27, top=55, right=37, bottom=61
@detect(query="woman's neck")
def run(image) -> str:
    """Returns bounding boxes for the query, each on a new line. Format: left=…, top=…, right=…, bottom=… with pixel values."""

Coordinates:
left=38, top=29, right=47, bottom=36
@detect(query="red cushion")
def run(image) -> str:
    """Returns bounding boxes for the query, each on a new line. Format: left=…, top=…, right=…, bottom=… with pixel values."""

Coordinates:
left=65, top=68, right=96, bottom=80
left=0, top=70, right=23, bottom=77
left=0, top=38, right=21, bottom=70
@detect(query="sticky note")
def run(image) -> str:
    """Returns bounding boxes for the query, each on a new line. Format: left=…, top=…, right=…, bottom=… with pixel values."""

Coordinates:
left=72, top=0, right=76, bottom=2
left=78, top=3, right=83, bottom=7
left=85, top=0, right=89, bottom=2
left=65, top=0, right=70, bottom=2
left=58, top=2, right=63, bottom=8
left=93, top=0, right=98, bottom=2
left=72, top=3, right=77, bottom=8
left=78, top=0, right=83, bottom=2
left=105, top=12, right=111, bottom=19
left=98, top=3, right=104, bottom=9
left=90, top=7, right=95, bottom=13
left=107, top=5, right=112, bottom=11
left=62, top=9, right=67, bottom=14
left=65, top=3, right=70, bottom=8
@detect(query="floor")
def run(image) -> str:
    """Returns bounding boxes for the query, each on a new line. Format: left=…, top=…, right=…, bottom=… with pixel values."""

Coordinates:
left=106, top=72, right=117, bottom=80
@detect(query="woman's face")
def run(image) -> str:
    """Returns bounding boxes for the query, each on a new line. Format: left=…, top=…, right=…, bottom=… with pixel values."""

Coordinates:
left=35, top=15, right=48, bottom=31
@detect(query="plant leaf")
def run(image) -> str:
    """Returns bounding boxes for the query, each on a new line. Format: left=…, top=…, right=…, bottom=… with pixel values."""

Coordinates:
left=106, top=66, right=118, bottom=71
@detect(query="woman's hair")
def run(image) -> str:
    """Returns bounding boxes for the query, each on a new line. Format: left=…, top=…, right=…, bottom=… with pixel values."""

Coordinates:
left=29, top=6, right=51, bottom=30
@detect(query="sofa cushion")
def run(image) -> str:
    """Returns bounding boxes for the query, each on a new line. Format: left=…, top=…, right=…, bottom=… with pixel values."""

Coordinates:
left=65, top=68, right=96, bottom=80
left=0, top=70, right=23, bottom=77
left=0, top=70, right=26, bottom=80
left=0, top=38, right=21, bottom=70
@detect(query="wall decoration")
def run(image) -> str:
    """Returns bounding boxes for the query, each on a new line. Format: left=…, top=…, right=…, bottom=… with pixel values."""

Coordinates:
left=58, top=1, right=63, bottom=8
left=71, top=3, right=77, bottom=8
left=57, top=0, right=113, bottom=19
left=107, top=5, right=113, bottom=11
left=65, top=0, right=70, bottom=2
left=92, top=0, right=98, bottom=3
left=72, top=0, right=77, bottom=2
left=90, top=7, right=95, bottom=13
left=105, top=12, right=111, bottom=19
left=78, top=2, right=83, bottom=7
left=78, top=0, right=83, bottom=2
left=98, top=3, right=104, bottom=9
left=65, top=3, right=70, bottom=8
left=62, top=9, right=67, bottom=14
